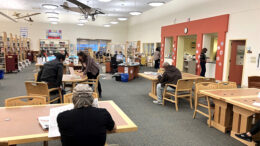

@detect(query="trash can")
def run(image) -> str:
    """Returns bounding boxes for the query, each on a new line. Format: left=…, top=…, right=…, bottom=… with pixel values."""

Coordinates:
left=112, top=73, right=121, bottom=81
left=121, top=73, right=129, bottom=82
left=0, top=70, right=4, bottom=79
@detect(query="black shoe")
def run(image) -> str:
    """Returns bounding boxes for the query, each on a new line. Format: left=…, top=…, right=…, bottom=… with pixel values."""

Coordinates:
left=235, top=133, right=252, bottom=142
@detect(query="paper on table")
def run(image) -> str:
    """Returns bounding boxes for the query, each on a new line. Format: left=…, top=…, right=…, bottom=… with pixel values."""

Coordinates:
left=48, top=104, right=74, bottom=138
left=38, top=116, right=49, bottom=130
left=253, top=102, right=260, bottom=107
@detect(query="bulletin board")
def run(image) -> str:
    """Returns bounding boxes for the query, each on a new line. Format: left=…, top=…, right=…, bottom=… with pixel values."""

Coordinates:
left=46, top=30, right=62, bottom=39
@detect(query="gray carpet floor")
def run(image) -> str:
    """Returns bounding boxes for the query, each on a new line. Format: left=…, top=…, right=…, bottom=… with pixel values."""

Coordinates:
left=0, top=64, right=243, bottom=146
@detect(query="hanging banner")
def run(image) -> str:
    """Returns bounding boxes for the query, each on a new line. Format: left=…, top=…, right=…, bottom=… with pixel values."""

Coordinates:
left=46, top=29, right=62, bottom=39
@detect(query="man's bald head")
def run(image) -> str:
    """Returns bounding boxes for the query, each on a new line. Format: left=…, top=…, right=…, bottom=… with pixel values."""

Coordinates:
left=162, top=62, right=170, bottom=68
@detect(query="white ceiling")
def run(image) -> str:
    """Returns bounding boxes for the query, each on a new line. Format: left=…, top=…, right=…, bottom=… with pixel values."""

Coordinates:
left=0, top=0, right=172, bottom=25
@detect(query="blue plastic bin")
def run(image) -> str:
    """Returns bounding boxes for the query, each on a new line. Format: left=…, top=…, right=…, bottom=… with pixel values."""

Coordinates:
left=0, top=70, right=4, bottom=79
left=121, top=73, right=129, bottom=82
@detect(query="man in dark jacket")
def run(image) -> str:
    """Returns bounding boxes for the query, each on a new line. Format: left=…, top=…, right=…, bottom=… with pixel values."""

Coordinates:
left=153, top=62, right=182, bottom=104
left=200, top=48, right=207, bottom=77
left=37, top=53, right=65, bottom=89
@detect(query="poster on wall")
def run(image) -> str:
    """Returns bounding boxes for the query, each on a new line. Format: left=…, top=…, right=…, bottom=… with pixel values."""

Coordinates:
left=46, top=30, right=62, bottom=39
left=20, top=27, right=28, bottom=38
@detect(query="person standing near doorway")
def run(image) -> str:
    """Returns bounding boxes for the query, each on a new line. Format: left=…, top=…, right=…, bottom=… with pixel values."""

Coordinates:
left=200, top=48, right=207, bottom=77
left=154, top=47, right=161, bottom=69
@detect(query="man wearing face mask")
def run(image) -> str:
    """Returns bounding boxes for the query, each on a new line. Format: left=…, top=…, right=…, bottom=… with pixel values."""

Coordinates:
left=37, top=53, right=65, bottom=89
left=77, top=51, right=102, bottom=98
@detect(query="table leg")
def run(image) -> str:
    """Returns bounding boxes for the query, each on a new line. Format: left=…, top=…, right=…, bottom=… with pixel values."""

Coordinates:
left=208, top=99, right=233, bottom=133
left=148, top=81, right=158, bottom=100
left=230, top=105, right=257, bottom=146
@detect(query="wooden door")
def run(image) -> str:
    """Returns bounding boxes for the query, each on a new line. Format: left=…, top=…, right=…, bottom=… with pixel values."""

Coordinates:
left=229, top=40, right=246, bottom=85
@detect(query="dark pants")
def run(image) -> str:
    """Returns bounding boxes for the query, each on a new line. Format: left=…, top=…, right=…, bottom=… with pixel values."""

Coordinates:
left=200, top=62, right=206, bottom=77
left=154, top=59, right=160, bottom=69
left=250, top=120, right=260, bottom=135
left=87, top=71, right=102, bottom=97
left=47, top=83, right=65, bottom=103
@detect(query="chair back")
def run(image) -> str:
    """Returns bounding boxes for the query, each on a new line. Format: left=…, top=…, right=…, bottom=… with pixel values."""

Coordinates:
left=34, top=73, right=38, bottom=81
left=64, top=93, right=73, bottom=103
left=25, top=81, right=49, bottom=97
left=218, top=82, right=237, bottom=89
left=176, top=79, right=194, bottom=91
left=5, top=96, right=46, bottom=107
left=195, top=82, right=218, bottom=96
left=248, top=76, right=260, bottom=88
left=196, top=78, right=215, bottom=83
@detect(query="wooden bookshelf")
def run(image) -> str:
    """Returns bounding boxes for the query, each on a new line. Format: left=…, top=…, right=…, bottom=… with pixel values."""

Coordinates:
left=39, top=39, right=70, bottom=54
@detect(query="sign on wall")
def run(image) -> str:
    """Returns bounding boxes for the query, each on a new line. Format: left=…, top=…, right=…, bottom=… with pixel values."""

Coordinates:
left=20, top=27, right=28, bottom=38
left=46, top=29, right=62, bottom=39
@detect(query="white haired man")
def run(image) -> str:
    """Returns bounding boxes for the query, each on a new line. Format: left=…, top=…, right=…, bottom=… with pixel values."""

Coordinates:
left=153, top=62, right=182, bottom=104
left=57, top=84, right=115, bottom=146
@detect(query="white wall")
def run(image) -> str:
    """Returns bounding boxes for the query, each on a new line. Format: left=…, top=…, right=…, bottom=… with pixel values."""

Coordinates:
left=0, top=21, right=128, bottom=51
left=128, top=0, right=260, bottom=87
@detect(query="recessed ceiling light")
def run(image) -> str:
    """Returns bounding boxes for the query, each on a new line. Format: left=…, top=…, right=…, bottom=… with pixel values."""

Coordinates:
left=48, top=17, right=59, bottom=21
left=77, top=23, right=84, bottom=26
left=51, top=21, right=58, bottom=24
left=110, top=21, right=118, bottom=24
left=42, top=4, right=58, bottom=10
left=104, top=24, right=111, bottom=27
left=98, top=0, right=112, bottom=2
left=46, top=12, right=59, bottom=17
left=118, top=17, right=128, bottom=21
left=79, top=19, right=88, bottom=23
left=148, top=1, right=165, bottom=7
left=129, top=11, right=142, bottom=16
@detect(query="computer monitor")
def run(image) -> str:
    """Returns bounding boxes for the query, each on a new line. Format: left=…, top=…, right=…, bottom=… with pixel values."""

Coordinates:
left=116, top=55, right=123, bottom=61
left=47, top=56, right=56, bottom=62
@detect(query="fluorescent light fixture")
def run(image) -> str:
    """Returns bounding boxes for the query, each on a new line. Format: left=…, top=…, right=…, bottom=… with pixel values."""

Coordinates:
left=148, top=1, right=165, bottom=7
left=48, top=17, right=59, bottom=21
left=98, top=0, right=112, bottom=2
left=104, top=24, right=111, bottom=27
left=51, top=21, right=58, bottom=24
left=79, top=19, right=88, bottom=23
left=42, top=4, right=58, bottom=10
left=129, top=11, right=142, bottom=16
left=45, top=12, right=59, bottom=17
left=118, top=17, right=128, bottom=21
left=110, top=21, right=118, bottom=24
left=77, top=23, right=84, bottom=26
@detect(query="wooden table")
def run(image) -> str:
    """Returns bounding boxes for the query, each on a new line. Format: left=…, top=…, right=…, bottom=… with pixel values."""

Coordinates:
left=35, top=63, right=82, bottom=73
left=138, top=72, right=203, bottom=100
left=62, top=74, right=88, bottom=91
left=0, top=101, right=138, bottom=145
left=226, top=96, right=260, bottom=146
left=199, top=88, right=260, bottom=133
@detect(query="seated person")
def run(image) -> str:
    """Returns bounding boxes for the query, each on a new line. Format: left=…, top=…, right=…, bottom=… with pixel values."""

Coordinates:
left=153, top=62, right=182, bottom=104
left=235, top=120, right=260, bottom=142
left=37, top=53, right=65, bottom=89
left=57, top=84, right=115, bottom=146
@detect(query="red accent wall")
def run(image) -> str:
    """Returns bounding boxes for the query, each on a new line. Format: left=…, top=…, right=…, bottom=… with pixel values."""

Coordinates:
left=160, top=14, right=229, bottom=80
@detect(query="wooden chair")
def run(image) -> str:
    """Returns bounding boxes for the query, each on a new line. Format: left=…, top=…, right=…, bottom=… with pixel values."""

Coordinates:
left=34, top=73, right=38, bottom=81
left=64, top=93, right=73, bottom=103
left=25, top=81, right=62, bottom=104
left=248, top=76, right=260, bottom=88
left=193, top=82, right=218, bottom=127
left=196, top=78, right=216, bottom=83
left=0, top=141, right=8, bottom=146
left=81, top=75, right=100, bottom=98
left=162, top=79, right=194, bottom=111
left=63, top=93, right=98, bottom=103
left=218, top=81, right=237, bottom=89
left=5, top=96, right=46, bottom=107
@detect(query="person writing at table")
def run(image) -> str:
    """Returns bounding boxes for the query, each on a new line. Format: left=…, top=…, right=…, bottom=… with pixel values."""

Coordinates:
left=235, top=120, right=260, bottom=142
left=77, top=51, right=102, bottom=98
left=37, top=53, right=65, bottom=89
left=153, top=62, right=182, bottom=104
left=57, top=84, right=116, bottom=146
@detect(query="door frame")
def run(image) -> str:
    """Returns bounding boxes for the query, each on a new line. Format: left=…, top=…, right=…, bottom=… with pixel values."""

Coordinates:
left=225, top=39, right=247, bottom=86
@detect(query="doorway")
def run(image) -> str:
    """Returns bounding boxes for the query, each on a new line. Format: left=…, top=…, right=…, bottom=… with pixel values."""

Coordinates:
left=202, top=33, right=218, bottom=78
left=177, top=35, right=197, bottom=73
left=228, top=40, right=246, bottom=85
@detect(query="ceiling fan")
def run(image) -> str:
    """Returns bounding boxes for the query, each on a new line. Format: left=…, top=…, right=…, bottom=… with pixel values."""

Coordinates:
left=60, top=0, right=105, bottom=21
